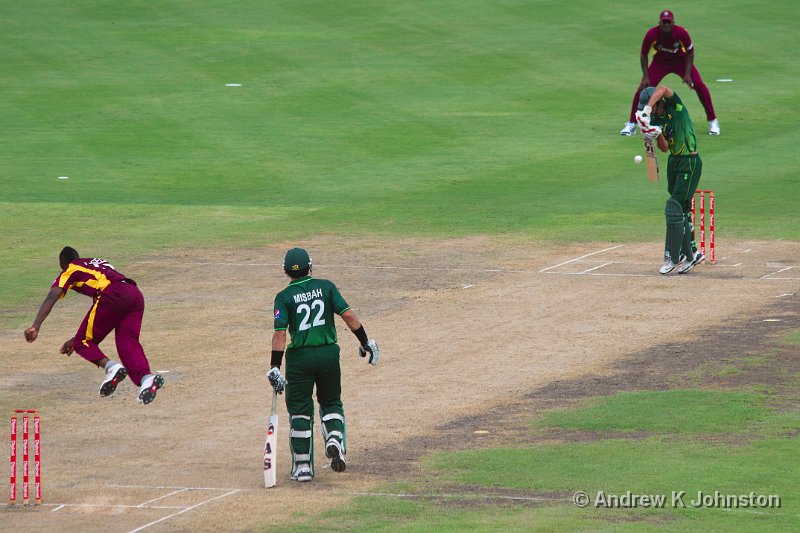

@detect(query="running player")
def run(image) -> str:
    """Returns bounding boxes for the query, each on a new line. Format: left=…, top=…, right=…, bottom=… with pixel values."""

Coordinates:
left=24, top=247, right=164, bottom=404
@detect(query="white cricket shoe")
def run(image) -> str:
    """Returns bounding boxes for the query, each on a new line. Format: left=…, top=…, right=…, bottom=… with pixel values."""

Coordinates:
left=660, top=258, right=678, bottom=275
left=708, top=119, right=720, bottom=135
left=99, top=363, right=127, bottom=397
left=291, top=463, right=313, bottom=482
left=678, top=250, right=706, bottom=274
left=620, top=122, right=636, bottom=136
left=326, top=439, right=346, bottom=473
left=137, top=374, right=164, bottom=405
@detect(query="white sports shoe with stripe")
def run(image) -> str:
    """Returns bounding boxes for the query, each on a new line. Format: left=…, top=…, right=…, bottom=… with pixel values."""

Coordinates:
left=678, top=250, right=706, bottom=274
left=291, top=463, right=313, bottom=482
left=137, top=374, right=164, bottom=405
left=620, top=122, right=636, bottom=136
left=100, top=363, right=127, bottom=396
left=326, top=439, right=346, bottom=473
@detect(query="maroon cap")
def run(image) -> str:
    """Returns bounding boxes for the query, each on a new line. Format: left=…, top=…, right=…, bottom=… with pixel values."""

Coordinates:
left=660, top=10, right=674, bottom=22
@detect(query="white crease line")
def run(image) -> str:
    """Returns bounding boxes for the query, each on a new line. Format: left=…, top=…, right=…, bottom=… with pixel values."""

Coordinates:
left=137, top=488, right=189, bottom=507
left=542, top=270, right=799, bottom=281
left=45, top=503, right=186, bottom=510
left=761, top=266, right=794, bottom=280
left=539, top=245, right=624, bottom=273
left=543, top=271, right=652, bottom=278
left=112, top=484, right=241, bottom=491
left=127, top=489, right=241, bottom=533
left=590, top=273, right=654, bottom=277
left=580, top=262, right=614, bottom=274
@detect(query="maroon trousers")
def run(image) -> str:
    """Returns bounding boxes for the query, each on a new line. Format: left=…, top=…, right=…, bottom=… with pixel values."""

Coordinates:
left=73, top=281, right=152, bottom=386
left=628, top=60, right=717, bottom=122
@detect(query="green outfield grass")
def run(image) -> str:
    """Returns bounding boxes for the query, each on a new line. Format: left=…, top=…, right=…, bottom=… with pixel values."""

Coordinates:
left=1, top=0, right=798, bottom=309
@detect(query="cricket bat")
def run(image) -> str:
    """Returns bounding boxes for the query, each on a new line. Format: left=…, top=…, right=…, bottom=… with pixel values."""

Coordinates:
left=643, top=137, right=659, bottom=182
left=263, top=389, right=278, bottom=488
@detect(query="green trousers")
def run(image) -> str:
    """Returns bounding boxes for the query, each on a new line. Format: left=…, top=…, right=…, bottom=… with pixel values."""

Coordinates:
left=284, top=344, right=346, bottom=472
left=666, top=153, right=703, bottom=259
left=667, top=153, right=703, bottom=213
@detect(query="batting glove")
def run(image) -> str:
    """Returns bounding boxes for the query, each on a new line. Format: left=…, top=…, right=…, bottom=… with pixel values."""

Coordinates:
left=641, top=124, right=663, bottom=140
left=267, top=367, right=288, bottom=394
left=635, top=106, right=652, bottom=129
left=358, top=339, right=380, bottom=366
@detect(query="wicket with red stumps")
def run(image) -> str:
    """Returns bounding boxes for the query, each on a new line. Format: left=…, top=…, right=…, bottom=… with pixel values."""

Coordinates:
left=691, top=190, right=715, bottom=263
left=9, top=409, right=41, bottom=506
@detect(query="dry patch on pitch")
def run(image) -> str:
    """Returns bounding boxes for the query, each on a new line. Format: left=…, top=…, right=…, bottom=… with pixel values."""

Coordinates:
left=1, top=237, right=797, bottom=531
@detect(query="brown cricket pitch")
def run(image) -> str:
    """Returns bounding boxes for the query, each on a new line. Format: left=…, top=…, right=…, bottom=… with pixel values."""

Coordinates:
left=1, top=236, right=797, bottom=531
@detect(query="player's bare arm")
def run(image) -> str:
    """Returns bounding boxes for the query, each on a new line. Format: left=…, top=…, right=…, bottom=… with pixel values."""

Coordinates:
left=657, top=134, right=668, bottom=152
left=268, top=330, right=288, bottom=393
left=24, top=286, right=63, bottom=342
left=340, top=309, right=362, bottom=332
left=645, top=86, right=674, bottom=110
left=271, top=330, right=287, bottom=368
left=341, top=309, right=379, bottom=365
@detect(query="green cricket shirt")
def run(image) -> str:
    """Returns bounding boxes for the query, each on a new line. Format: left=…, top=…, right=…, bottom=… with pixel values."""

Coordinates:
left=653, top=92, right=698, bottom=156
left=273, top=276, right=350, bottom=349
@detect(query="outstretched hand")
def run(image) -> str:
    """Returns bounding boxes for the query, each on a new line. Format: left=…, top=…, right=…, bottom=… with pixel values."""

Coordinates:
left=60, top=338, right=75, bottom=356
left=24, top=326, right=38, bottom=343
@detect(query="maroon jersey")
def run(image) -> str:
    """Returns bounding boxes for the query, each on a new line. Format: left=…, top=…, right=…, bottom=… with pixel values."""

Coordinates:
left=51, top=258, right=128, bottom=299
left=641, top=25, right=693, bottom=64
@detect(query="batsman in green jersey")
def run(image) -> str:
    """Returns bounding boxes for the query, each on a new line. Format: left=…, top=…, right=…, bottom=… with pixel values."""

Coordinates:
left=267, top=248, right=379, bottom=482
left=636, top=85, right=706, bottom=275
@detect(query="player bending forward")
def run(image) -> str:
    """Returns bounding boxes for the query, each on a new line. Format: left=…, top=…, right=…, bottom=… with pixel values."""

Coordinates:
left=621, top=10, right=719, bottom=136
left=636, top=86, right=706, bottom=275
left=267, top=248, right=379, bottom=482
left=24, top=247, right=164, bottom=404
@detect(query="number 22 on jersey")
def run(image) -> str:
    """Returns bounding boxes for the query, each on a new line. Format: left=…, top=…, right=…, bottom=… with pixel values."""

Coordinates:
left=297, top=300, right=326, bottom=331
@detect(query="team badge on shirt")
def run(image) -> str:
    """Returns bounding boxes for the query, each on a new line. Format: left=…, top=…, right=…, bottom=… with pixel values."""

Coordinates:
left=274, top=309, right=281, bottom=319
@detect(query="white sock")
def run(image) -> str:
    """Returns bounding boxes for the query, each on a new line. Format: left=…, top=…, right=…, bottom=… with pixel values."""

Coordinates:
left=103, top=360, right=117, bottom=372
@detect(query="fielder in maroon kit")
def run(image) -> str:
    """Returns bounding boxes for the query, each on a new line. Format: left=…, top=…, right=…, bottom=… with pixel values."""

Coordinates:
left=24, top=247, right=164, bottom=404
left=621, top=10, right=719, bottom=136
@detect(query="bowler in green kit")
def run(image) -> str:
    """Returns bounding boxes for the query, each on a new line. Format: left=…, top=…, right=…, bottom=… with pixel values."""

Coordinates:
left=267, top=248, right=379, bottom=482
